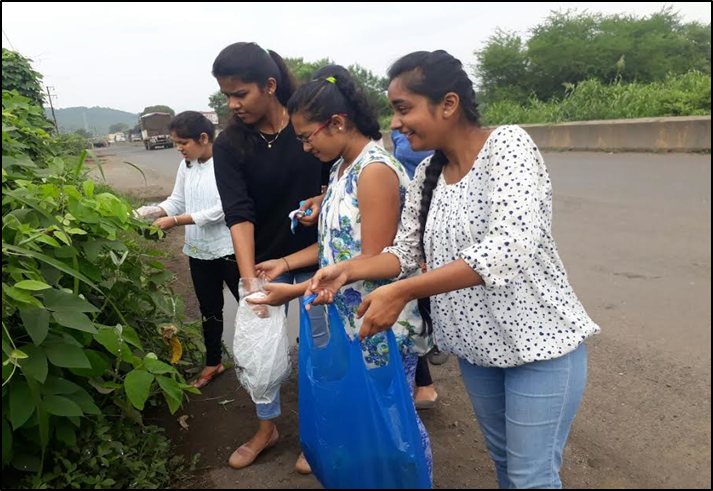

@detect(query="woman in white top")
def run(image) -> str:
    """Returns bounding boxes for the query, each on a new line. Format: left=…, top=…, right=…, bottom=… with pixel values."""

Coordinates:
left=151, top=111, right=238, bottom=388
left=307, top=51, right=600, bottom=489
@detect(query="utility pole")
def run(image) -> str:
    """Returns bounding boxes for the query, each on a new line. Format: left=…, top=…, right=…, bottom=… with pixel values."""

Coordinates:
left=45, top=86, right=59, bottom=134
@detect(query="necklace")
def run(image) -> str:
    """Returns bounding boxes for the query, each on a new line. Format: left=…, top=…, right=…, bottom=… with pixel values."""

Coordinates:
left=259, top=108, right=287, bottom=149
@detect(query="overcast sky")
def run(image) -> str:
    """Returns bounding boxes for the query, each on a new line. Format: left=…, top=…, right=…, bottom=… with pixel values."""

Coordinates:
left=2, top=2, right=710, bottom=114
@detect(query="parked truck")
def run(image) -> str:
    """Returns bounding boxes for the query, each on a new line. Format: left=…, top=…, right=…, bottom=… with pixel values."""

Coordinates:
left=140, top=112, right=173, bottom=150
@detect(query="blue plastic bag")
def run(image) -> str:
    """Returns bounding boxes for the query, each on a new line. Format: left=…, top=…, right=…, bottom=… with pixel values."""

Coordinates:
left=299, top=296, right=431, bottom=489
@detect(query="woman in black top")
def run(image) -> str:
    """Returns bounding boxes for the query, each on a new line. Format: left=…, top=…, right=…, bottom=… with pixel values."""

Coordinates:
left=212, top=42, right=328, bottom=473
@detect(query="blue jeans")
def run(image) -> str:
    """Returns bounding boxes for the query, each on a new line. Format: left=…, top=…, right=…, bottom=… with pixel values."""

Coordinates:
left=255, top=270, right=328, bottom=420
left=459, top=343, right=588, bottom=489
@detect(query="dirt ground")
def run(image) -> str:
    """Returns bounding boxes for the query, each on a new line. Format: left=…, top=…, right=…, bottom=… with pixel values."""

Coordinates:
left=95, top=146, right=711, bottom=489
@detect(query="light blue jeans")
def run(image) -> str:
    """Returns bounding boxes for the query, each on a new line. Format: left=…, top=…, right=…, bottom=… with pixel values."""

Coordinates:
left=255, top=271, right=328, bottom=420
left=459, top=343, right=588, bottom=489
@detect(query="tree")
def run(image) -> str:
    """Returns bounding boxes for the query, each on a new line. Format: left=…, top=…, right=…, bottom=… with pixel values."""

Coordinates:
left=474, top=8, right=712, bottom=102
left=140, top=105, right=175, bottom=116
left=74, top=128, right=92, bottom=138
left=109, top=122, right=130, bottom=133
left=2, top=48, right=45, bottom=108
left=474, top=29, right=531, bottom=105
left=208, top=91, right=231, bottom=124
left=285, top=57, right=332, bottom=84
left=347, top=63, right=390, bottom=122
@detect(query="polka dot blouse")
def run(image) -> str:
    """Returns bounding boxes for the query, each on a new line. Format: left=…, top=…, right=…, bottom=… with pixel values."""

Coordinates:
left=384, top=125, right=600, bottom=368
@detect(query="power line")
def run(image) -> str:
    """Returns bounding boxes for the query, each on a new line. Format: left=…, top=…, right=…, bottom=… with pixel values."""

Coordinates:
left=2, top=28, right=17, bottom=51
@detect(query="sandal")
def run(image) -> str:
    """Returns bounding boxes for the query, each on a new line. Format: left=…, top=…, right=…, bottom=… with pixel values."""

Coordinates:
left=190, top=363, right=226, bottom=389
left=229, top=428, right=279, bottom=469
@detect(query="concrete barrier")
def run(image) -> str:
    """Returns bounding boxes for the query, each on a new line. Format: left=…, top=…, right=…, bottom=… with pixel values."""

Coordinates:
left=382, top=116, right=711, bottom=153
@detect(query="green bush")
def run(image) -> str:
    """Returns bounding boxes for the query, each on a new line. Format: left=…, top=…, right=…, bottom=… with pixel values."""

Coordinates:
left=482, top=71, right=711, bottom=125
left=2, top=61, right=205, bottom=487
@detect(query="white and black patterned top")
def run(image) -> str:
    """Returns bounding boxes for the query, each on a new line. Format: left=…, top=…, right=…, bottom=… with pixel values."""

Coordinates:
left=384, top=125, right=600, bottom=368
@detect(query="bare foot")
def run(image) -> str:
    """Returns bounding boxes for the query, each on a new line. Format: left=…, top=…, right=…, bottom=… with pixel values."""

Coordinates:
left=294, top=452, right=312, bottom=474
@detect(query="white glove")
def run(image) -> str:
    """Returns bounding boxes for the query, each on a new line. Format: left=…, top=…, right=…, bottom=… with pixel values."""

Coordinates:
left=134, top=205, right=164, bottom=219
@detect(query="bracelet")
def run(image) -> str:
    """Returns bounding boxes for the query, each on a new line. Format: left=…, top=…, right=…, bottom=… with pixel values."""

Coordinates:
left=173, top=216, right=179, bottom=225
left=282, top=257, right=291, bottom=273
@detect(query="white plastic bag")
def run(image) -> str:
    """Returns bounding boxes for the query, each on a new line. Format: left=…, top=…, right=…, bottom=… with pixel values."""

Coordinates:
left=233, top=280, right=291, bottom=404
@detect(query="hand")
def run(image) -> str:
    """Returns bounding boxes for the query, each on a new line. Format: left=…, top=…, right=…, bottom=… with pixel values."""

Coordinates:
left=246, top=282, right=298, bottom=307
left=305, top=263, right=349, bottom=309
left=135, top=205, right=164, bottom=219
left=356, top=283, right=410, bottom=341
left=255, top=259, right=288, bottom=282
left=297, top=195, right=324, bottom=227
left=239, top=278, right=269, bottom=318
left=152, top=216, right=177, bottom=231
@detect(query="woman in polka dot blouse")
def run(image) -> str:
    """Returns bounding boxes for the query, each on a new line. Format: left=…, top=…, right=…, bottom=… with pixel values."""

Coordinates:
left=306, top=50, right=600, bottom=489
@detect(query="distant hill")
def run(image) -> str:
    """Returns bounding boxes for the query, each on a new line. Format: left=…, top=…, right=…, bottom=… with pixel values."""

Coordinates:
left=45, top=106, right=139, bottom=136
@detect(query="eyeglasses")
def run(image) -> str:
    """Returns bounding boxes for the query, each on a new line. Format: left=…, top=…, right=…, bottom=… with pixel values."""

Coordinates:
left=296, top=114, right=348, bottom=145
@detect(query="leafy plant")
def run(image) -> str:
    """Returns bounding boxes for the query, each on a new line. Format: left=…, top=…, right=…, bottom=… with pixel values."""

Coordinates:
left=2, top=53, right=205, bottom=487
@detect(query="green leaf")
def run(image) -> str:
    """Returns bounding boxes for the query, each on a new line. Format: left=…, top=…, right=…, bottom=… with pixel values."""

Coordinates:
left=93, top=327, right=120, bottom=355
left=43, top=289, right=99, bottom=313
left=18, top=345, right=48, bottom=383
left=10, top=349, right=28, bottom=360
left=40, top=376, right=82, bottom=395
left=52, top=311, right=97, bottom=333
left=53, top=230, right=71, bottom=246
left=144, top=357, right=175, bottom=375
left=82, top=240, right=103, bottom=262
left=34, top=234, right=61, bottom=248
left=11, top=453, right=41, bottom=473
left=22, top=376, right=50, bottom=450
left=19, top=308, right=49, bottom=345
left=3, top=285, right=42, bottom=307
left=3, top=244, right=100, bottom=293
left=55, top=421, right=77, bottom=446
left=45, top=342, right=91, bottom=369
left=124, top=369, right=154, bottom=411
left=9, top=383, right=35, bottom=430
left=43, top=395, right=83, bottom=417
left=156, top=375, right=182, bottom=403
left=69, top=349, right=110, bottom=377
left=121, top=325, right=143, bottom=350
left=14, top=280, right=51, bottom=291
left=71, top=388, right=101, bottom=415
left=82, top=179, right=94, bottom=198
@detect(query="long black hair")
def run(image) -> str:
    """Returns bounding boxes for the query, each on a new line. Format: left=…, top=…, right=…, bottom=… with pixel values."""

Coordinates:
left=286, top=64, right=382, bottom=141
left=212, top=42, right=297, bottom=160
left=387, top=50, right=481, bottom=245
left=389, top=51, right=481, bottom=338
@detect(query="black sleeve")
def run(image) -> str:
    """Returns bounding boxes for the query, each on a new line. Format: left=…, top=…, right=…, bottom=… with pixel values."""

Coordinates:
left=213, top=136, right=255, bottom=228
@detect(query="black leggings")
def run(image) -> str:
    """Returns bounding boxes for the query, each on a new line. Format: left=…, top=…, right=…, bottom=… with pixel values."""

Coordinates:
left=188, top=255, right=240, bottom=366
left=415, top=355, right=433, bottom=387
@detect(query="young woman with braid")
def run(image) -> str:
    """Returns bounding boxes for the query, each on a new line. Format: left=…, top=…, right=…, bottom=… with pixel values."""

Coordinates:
left=307, top=50, right=600, bottom=489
